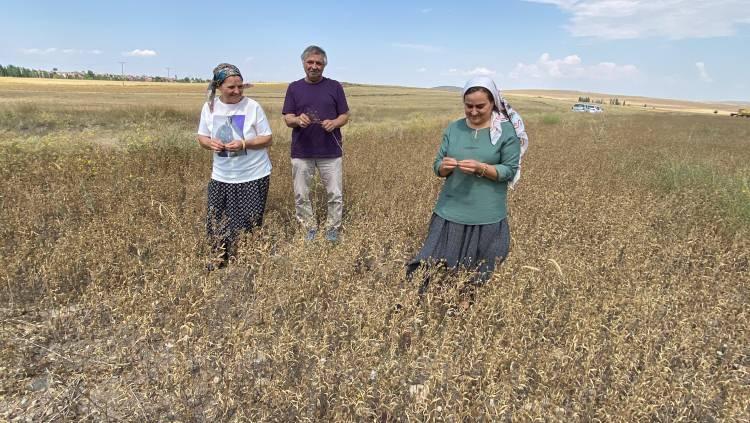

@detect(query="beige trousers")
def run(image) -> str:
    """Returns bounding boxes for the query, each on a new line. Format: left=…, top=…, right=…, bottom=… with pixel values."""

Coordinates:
left=291, top=158, right=343, bottom=230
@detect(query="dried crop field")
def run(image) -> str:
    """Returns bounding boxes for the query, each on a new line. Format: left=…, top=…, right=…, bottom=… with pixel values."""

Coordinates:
left=1, top=78, right=748, bottom=421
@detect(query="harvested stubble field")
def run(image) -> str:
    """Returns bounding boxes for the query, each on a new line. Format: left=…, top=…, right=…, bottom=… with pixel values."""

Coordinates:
left=0, top=78, right=749, bottom=421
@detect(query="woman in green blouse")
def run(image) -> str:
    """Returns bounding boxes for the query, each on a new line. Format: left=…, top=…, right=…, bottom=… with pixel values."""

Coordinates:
left=407, top=76, right=525, bottom=298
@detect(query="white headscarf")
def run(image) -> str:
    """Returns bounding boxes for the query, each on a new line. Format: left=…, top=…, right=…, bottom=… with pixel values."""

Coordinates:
left=462, top=76, right=529, bottom=188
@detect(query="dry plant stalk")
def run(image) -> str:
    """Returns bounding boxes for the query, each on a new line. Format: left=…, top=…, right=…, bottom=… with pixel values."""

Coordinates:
left=1, top=80, right=748, bottom=421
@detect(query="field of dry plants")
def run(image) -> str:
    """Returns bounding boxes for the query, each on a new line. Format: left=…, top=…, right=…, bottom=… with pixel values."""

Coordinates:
left=1, top=78, right=749, bottom=421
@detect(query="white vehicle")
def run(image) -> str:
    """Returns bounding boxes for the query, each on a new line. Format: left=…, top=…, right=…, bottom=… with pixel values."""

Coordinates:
left=571, top=103, right=587, bottom=112
left=572, top=103, right=604, bottom=113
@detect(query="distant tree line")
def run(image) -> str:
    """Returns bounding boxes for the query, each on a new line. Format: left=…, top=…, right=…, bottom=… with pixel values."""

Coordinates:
left=578, top=96, right=604, bottom=104
left=577, top=96, right=628, bottom=106
left=0, top=64, right=208, bottom=83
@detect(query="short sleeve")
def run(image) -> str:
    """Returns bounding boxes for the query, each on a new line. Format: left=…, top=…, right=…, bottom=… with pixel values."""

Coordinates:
left=282, top=83, right=296, bottom=115
left=253, top=103, right=272, bottom=136
left=197, top=103, right=211, bottom=136
left=335, top=82, right=349, bottom=115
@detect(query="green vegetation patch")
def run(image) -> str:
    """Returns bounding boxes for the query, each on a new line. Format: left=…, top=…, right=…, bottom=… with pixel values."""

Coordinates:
left=0, top=103, right=196, bottom=134
left=654, top=160, right=750, bottom=227
left=540, top=113, right=561, bottom=125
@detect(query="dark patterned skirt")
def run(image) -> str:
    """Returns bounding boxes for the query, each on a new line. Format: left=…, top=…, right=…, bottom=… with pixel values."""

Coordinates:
left=406, top=214, right=510, bottom=292
left=206, top=176, right=270, bottom=256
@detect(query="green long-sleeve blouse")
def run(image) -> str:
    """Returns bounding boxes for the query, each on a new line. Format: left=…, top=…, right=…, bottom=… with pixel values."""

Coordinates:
left=432, top=118, right=521, bottom=225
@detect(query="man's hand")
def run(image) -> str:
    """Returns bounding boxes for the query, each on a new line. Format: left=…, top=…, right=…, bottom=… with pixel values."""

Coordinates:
left=320, top=119, right=337, bottom=132
left=297, top=113, right=312, bottom=128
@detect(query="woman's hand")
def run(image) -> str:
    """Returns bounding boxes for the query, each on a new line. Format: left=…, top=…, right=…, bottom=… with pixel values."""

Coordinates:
left=200, top=137, right=225, bottom=152
left=223, top=140, right=245, bottom=152
left=439, top=157, right=458, bottom=176
left=457, top=159, right=482, bottom=175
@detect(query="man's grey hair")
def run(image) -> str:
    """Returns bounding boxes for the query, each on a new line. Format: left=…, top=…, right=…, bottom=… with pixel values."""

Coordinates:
left=301, top=45, right=327, bottom=66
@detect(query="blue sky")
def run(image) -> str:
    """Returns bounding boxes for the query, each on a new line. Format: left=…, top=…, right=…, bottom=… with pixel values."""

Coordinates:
left=1, top=0, right=748, bottom=101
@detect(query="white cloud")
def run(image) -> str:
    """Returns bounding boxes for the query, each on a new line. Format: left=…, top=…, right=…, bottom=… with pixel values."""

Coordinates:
left=420, top=8, right=433, bottom=13
left=525, top=0, right=750, bottom=39
left=509, top=52, right=638, bottom=80
left=123, top=49, right=157, bottom=57
left=442, top=67, right=497, bottom=77
left=21, top=48, right=58, bottom=55
left=416, top=67, right=427, bottom=73
left=245, top=56, right=255, bottom=62
left=21, top=47, right=102, bottom=55
left=696, top=62, right=712, bottom=83
left=465, top=67, right=496, bottom=76
left=392, top=42, right=441, bottom=53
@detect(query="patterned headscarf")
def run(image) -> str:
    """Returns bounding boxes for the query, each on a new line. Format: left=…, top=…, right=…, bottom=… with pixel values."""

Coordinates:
left=462, top=76, right=529, bottom=189
left=206, top=63, right=243, bottom=112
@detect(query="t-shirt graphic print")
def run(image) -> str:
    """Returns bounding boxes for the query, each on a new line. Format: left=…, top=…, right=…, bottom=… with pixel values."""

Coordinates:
left=214, top=115, right=247, bottom=157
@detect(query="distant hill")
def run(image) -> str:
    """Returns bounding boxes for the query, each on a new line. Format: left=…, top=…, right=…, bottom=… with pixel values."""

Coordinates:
left=503, top=89, right=744, bottom=115
left=428, top=86, right=745, bottom=114
left=431, top=86, right=462, bottom=92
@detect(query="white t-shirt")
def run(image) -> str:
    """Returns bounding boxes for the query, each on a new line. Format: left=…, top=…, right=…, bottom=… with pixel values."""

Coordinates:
left=197, top=97, right=272, bottom=183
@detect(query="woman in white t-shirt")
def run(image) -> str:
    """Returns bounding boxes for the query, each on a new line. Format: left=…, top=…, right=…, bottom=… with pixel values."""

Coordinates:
left=197, top=63, right=273, bottom=270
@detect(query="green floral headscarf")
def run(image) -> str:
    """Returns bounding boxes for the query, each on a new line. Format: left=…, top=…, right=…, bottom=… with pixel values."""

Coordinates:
left=206, top=63, right=242, bottom=112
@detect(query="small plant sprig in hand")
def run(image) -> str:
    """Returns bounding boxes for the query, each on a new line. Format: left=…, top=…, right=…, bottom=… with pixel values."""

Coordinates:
left=297, top=110, right=339, bottom=133
left=440, top=158, right=489, bottom=178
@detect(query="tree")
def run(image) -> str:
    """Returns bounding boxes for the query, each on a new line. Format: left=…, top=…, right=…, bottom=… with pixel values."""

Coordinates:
left=0, top=63, right=205, bottom=82
left=7, top=65, right=20, bottom=77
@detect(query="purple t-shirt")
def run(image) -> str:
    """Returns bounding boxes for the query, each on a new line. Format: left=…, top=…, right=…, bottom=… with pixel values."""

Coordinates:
left=282, top=77, right=349, bottom=159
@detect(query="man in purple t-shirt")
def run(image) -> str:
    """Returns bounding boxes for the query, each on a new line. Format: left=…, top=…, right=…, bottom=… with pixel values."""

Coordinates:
left=283, top=45, right=350, bottom=242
